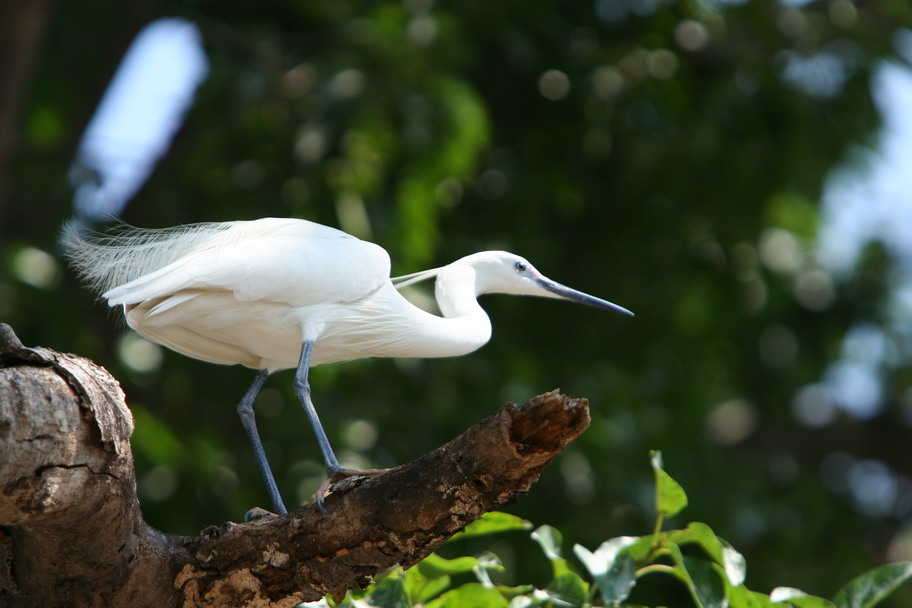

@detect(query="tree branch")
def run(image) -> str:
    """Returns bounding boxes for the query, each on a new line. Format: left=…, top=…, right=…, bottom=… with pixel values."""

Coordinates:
left=0, top=323, right=590, bottom=607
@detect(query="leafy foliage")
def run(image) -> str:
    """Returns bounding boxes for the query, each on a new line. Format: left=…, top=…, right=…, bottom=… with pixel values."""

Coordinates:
left=5, top=0, right=912, bottom=605
left=321, top=454, right=911, bottom=608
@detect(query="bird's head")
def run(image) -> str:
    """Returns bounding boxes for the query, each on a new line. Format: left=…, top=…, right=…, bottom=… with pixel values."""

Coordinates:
left=464, top=251, right=634, bottom=316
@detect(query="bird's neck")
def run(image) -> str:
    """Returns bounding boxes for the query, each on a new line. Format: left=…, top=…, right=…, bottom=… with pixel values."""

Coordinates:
left=434, top=262, right=485, bottom=319
left=416, top=261, right=491, bottom=355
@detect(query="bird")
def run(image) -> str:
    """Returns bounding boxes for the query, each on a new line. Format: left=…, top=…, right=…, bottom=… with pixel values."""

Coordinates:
left=64, top=217, right=633, bottom=516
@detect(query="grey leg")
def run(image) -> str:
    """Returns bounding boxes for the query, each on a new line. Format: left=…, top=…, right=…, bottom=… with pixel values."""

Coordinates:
left=293, top=341, right=387, bottom=511
left=293, top=340, right=341, bottom=473
left=236, top=368, right=287, bottom=516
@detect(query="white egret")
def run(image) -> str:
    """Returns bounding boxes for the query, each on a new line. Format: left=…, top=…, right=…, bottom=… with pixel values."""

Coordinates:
left=65, top=217, right=632, bottom=515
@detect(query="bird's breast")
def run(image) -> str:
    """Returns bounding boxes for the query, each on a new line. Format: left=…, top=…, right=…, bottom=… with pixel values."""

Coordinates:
left=124, top=283, right=493, bottom=372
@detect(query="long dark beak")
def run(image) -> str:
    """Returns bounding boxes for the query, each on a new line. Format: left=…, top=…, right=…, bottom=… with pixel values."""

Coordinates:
left=536, top=277, right=635, bottom=317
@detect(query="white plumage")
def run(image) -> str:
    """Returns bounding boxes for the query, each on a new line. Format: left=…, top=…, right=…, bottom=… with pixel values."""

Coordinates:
left=65, top=217, right=632, bottom=515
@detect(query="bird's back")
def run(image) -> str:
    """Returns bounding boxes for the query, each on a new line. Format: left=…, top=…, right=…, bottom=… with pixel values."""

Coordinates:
left=67, top=218, right=390, bottom=305
left=66, top=218, right=394, bottom=370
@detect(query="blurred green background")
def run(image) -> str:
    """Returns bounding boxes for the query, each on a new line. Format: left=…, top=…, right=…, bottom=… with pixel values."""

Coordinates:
left=3, top=0, right=912, bottom=604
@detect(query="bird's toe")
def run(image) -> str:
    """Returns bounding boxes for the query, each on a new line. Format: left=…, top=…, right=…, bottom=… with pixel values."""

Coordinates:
left=244, top=506, right=283, bottom=522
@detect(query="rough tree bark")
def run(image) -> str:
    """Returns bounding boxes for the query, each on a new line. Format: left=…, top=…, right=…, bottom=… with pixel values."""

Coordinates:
left=0, top=324, right=591, bottom=607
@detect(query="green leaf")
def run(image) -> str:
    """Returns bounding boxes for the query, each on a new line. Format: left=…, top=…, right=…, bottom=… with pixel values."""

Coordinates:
left=424, top=582, right=509, bottom=608
left=832, top=562, right=912, bottom=608
left=501, top=596, right=533, bottom=608
left=449, top=512, right=532, bottom=542
left=650, top=451, right=688, bottom=517
left=531, top=524, right=580, bottom=582
left=403, top=565, right=451, bottom=604
left=355, top=574, right=411, bottom=608
left=547, top=571, right=590, bottom=607
left=493, top=584, right=536, bottom=601
left=789, top=598, right=838, bottom=608
left=770, top=587, right=836, bottom=607
left=618, top=535, right=656, bottom=562
left=667, top=542, right=726, bottom=608
left=668, top=523, right=746, bottom=586
left=502, top=594, right=545, bottom=608
left=682, top=556, right=727, bottom=608
left=418, top=553, right=483, bottom=577
left=416, top=552, right=503, bottom=589
left=475, top=551, right=505, bottom=572
left=728, top=585, right=776, bottom=608
left=719, top=539, right=747, bottom=587
left=573, top=536, right=640, bottom=604
left=531, top=525, right=565, bottom=561
left=472, top=552, right=505, bottom=586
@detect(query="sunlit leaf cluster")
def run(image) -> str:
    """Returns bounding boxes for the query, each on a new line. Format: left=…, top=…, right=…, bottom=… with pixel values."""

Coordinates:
left=318, top=455, right=912, bottom=608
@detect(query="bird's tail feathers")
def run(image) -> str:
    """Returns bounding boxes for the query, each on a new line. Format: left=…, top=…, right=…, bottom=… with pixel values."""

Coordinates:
left=60, top=220, right=234, bottom=297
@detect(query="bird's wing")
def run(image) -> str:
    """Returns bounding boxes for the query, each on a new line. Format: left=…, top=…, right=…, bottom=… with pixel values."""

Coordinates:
left=104, top=219, right=391, bottom=308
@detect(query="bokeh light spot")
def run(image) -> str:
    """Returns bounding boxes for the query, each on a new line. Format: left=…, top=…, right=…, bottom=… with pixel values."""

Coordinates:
left=706, top=398, right=757, bottom=445
left=675, top=20, right=710, bottom=52
left=824, top=360, right=883, bottom=418
left=119, top=333, right=164, bottom=373
left=792, top=384, right=836, bottom=427
left=829, top=0, right=857, bottom=29
left=407, top=15, right=437, bottom=46
left=647, top=49, right=678, bottom=79
left=793, top=269, right=835, bottom=310
left=255, top=387, right=284, bottom=419
left=342, top=419, right=379, bottom=452
left=848, top=458, right=896, bottom=518
left=281, top=63, right=317, bottom=98
left=329, top=69, right=365, bottom=99
left=294, top=126, right=327, bottom=164
left=758, top=325, right=799, bottom=368
left=560, top=450, right=595, bottom=505
left=592, top=66, right=624, bottom=99
left=139, top=465, right=178, bottom=502
left=476, top=169, right=508, bottom=199
left=538, top=69, right=571, bottom=101
left=13, top=246, right=60, bottom=289
left=758, top=228, right=803, bottom=275
left=210, top=465, right=239, bottom=500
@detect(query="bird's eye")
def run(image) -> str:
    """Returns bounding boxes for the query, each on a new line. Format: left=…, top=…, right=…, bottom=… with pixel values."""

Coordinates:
left=514, top=260, right=527, bottom=273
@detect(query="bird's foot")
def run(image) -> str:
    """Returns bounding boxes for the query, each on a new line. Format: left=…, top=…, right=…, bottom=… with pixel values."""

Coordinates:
left=315, top=466, right=390, bottom=512
left=244, top=506, right=286, bottom=522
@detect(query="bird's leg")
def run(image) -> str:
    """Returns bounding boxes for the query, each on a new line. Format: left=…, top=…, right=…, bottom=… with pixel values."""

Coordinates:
left=236, top=369, right=288, bottom=518
left=293, top=340, right=388, bottom=511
